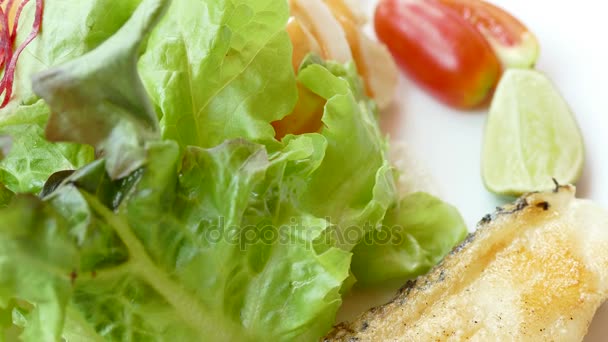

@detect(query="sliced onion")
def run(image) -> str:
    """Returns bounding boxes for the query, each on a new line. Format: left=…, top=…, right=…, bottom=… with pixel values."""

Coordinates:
left=287, top=17, right=322, bottom=71
left=0, top=0, right=43, bottom=108
left=323, top=0, right=367, bottom=26
left=358, top=33, right=398, bottom=110
left=10, top=0, right=33, bottom=41
left=0, top=7, right=11, bottom=67
left=289, top=0, right=352, bottom=63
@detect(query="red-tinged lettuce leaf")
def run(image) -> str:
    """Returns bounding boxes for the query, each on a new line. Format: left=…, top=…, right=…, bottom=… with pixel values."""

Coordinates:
left=0, top=0, right=144, bottom=194
left=32, top=0, right=169, bottom=179
left=1, top=0, right=143, bottom=112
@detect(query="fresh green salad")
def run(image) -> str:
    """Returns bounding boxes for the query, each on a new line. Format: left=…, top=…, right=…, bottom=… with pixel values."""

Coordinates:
left=0, top=0, right=467, bottom=340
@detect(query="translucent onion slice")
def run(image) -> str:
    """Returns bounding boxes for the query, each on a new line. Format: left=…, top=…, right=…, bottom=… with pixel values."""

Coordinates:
left=287, top=17, right=322, bottom=71
left=324, top=0, right=367, bottom=26
left=358, top=33, right=398, bottom=110
left=321, top=0, right=397, bottom=109
left=289, top=0, right=352, bottom=63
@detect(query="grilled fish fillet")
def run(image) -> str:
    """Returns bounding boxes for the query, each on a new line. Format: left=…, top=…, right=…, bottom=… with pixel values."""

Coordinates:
left=326, top=186, right=608, bottom=341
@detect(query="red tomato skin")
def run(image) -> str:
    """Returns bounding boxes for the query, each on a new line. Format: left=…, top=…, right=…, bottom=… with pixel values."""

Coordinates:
left=435, top=0, right=528, bottom=47
left=434, top=0, right=539, bottom=69
left=374, top=0, right=501, bottom=109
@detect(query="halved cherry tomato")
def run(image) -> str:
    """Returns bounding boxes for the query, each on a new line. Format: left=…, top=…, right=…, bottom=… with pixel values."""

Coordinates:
left=375, top=0, right=501, bottom=109
left=435, top=0, right=539, bottom=69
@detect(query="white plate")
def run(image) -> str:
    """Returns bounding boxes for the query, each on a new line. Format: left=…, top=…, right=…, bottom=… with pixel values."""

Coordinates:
left=338, top=1, right=608, bottom=340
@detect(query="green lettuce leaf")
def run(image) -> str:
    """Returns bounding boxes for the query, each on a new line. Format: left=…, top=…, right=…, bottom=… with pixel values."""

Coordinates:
left=0, top=300, right=25, bottom=342
left=351, top=192, right=468, bottom=286
left=0, top=186, right=11, bottom=208
left=0, top=180, right=11, bottom=208
left=0, top=195, right=75, bottom=341
left=291, top=59, right=396, bottom=251
left=0, top=101, right=93, bottom=194
left=138, top=0, right=297, bottom=148
left=0, top=139, right=350, bottom=341
left=32, top=0, right=169, bottom=179
left=0, top=135, right=9, bottom=159
left=0, top=139, right=10, bottom=207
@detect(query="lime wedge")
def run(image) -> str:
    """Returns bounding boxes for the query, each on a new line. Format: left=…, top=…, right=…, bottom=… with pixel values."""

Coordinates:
left=482, top=69, right=585, bottom=196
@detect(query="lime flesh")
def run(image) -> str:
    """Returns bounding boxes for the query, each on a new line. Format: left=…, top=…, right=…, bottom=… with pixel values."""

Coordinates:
left=482, top=69, right=585, bottom=196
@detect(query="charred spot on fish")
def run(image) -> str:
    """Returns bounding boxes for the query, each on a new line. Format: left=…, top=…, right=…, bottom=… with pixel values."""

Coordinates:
left=514, top=198, right=529, bottom=211
left=399, top=280, right=416, bottom=296
left=498, top=198, right=529, bottom=216
left=360, top=322, right=369, bottom=332
left=452, top=232, right=477, bottom=254
left=469, top=195, right=533, bottom=231
left=536, top=201, right=550, bottom=211
left=329, top=323, right=354, bottom=337
left=438, top=269, right=446, bottom=282
left=552, top=178, right=560, bottom=192
left=418, top=279, right=433, bottom=290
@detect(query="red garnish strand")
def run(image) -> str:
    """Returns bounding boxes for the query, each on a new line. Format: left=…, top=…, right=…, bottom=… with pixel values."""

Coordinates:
left=0, top=0, right=43, bottom=108
left=0, top=5, right=10, bottom=67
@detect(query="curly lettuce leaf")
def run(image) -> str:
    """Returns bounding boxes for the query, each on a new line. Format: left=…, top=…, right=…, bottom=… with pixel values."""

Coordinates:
left=0, top=186, right=11, bottom=208
left=0, top=139, right=10, bottom=207
left=1, top=0, right=143, bottom=112
left=32, top=0, right=169, bottom=179
left=0, top=0, right=144, bottom=193
left=0, top=139, right=350, bottom=341
left=0, top=136, right=9, bottom=159
left=351, top=192, right=468, bottom=286
left=291, top=60, right=396, bottom=251
left=0, top=102, right=94, bottom=194
left=0, top=196, right=76, bottom=341
left=138, top=0, right=297, bottom=148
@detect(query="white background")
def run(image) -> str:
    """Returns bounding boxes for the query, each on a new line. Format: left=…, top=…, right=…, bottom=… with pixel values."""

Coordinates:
left=346, top=0, right=608, bottom=339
